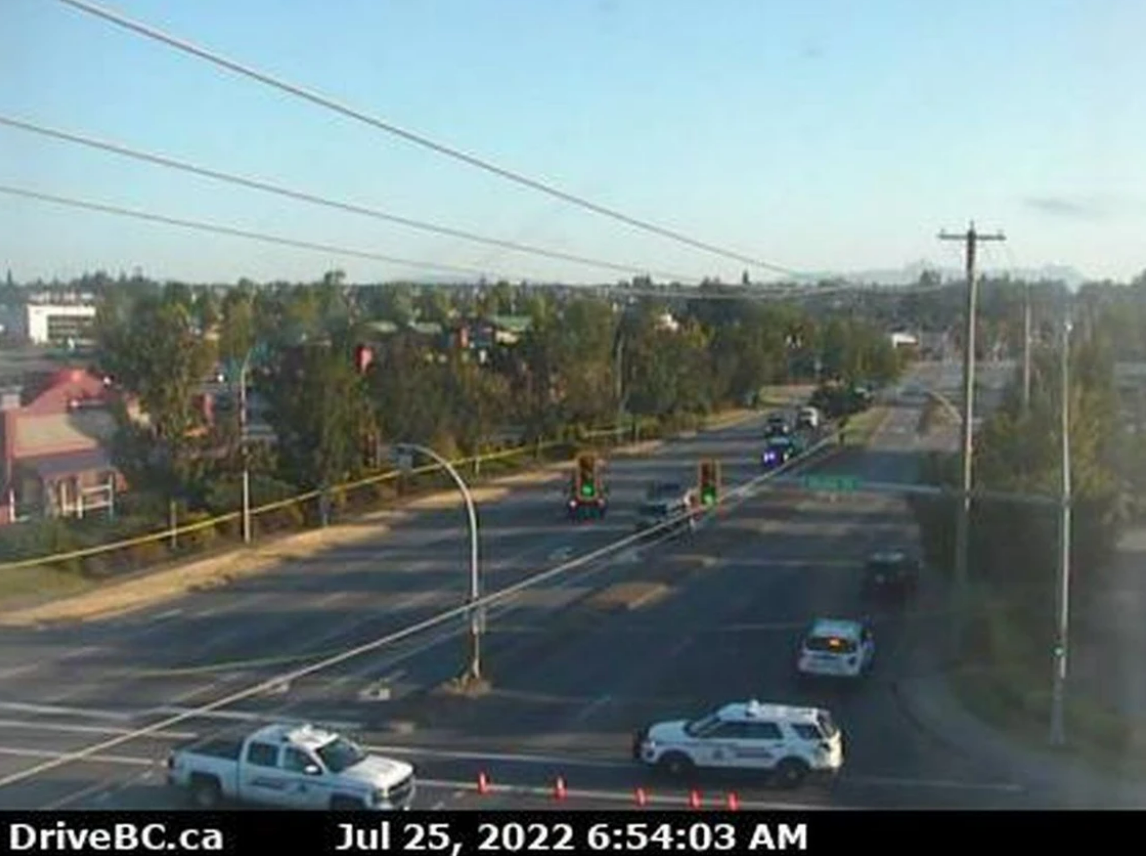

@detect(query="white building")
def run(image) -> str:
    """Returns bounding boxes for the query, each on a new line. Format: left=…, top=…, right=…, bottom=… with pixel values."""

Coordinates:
left=23, top=304, right=97, bottom=345
left=889, top=331, right=919, bottom=349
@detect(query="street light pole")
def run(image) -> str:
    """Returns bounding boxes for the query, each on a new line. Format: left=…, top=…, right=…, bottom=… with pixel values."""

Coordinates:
left=395, top=442, right=482, bottom=684
left=1050, top=315, right=1073, bottom=746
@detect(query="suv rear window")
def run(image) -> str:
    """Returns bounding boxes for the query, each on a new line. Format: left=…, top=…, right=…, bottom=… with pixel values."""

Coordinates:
left=804, top=635, right=857, bottom=654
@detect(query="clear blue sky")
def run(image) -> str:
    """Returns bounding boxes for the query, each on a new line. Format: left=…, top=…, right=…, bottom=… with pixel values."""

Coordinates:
left=2, top=0, right=1144, bottom=285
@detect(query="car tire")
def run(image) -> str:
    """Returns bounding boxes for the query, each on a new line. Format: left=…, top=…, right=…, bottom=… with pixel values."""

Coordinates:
left=657, top=752, right=695, bottom=780
left=189, top=776, right=221, bottom=809
left=773, top=758, right=810, bottom=790
left=330, top=795, right=366, bottom=810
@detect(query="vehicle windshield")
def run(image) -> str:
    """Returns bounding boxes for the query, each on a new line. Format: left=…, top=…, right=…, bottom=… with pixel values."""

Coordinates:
left=315, top=737, right=367, bottom=773
left=868, top=558, right=905, bottom=576
left=817, top=711, right=840, bottom=739
left=683, top=712, right=721, bottom=737
left=804, top=635, right=857, bottom=654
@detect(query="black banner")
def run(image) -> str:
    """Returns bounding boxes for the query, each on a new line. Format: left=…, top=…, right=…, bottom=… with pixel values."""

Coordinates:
left=0, top=810, right=1129, bottom=855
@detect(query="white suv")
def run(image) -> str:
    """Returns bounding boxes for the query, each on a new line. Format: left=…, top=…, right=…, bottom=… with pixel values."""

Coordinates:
left=632, top=700, right=844, bottom=788
left=796, top=618, right=875, bottom=679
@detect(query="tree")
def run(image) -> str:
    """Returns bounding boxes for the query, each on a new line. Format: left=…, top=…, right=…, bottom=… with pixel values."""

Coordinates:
left=264, top=342, right=375, bottom=490
left=95, top=292, right=214, bottom=495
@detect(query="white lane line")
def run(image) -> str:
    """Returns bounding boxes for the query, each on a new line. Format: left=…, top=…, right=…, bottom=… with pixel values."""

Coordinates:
left=0, top=719, right=198, bottom=740
left=0, top=664, right=42, bottom=680
left=418, top=778, right=835, bottom=810
left=0, top=744, right=154, bottom=767
left=362, top=744, right=632, bottom=770
left=570, top=694, right=613, bottom=725
left=0, top=702, right=136, bottom=722
left=0, top=743, right=1024, bottom=798
left=846, top=773, right=1024, bottom=793
left=147, top=706, right=363, bottom=732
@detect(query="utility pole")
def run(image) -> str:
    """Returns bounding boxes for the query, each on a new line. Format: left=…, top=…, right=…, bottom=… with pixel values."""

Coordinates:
left=1050, top=314, right=1073, bottom=746
left=938, top=221, right=1005, bottom=657
left=1022, top=283, right=1032, bottom=416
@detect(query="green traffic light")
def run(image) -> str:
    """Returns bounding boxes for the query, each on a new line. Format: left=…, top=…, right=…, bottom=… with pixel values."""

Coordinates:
left=701, top=488, right=716, bottom=505
left=581, top=483, right=595, bottom=497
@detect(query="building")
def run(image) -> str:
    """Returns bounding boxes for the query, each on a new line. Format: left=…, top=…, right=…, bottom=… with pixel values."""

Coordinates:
left=889, top=331, right=919, bottom=349
left=22, top=304, right=98, bottom=346
left=0, top=367, right=122, bottom=524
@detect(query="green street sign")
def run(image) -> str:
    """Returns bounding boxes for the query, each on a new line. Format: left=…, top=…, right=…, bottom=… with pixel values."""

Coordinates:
left=802, top=475, right=862, bottom=492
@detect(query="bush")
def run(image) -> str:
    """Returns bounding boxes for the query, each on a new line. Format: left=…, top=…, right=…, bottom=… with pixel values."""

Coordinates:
left=179, top=511, right=218, bottom=552
left=126, top=538, right=169, bottom=568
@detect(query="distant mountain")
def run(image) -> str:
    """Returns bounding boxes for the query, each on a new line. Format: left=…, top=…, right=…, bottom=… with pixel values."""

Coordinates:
left=809, top=260, right=1089, bottom=289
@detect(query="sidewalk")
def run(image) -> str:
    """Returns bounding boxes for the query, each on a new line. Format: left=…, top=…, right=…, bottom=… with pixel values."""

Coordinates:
left=886, top=466, right=1146, bottom=806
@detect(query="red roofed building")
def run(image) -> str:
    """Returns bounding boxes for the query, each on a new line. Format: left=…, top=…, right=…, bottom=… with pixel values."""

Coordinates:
left=0, top=367, right=123, bottom=524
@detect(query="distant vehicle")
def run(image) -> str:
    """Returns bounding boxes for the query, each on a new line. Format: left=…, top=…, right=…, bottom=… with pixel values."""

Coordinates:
left=632, top=699, right=844, bottom=788
left=634, top=496, right=695, bottom=538
left=796, top=406, right=820, bottom=429
left=765, top=414, right=790, bottom=437
left=645, top=480, right=686, bottom=502
left=166, top=722, right=416, bottom=810
left=862, top=550, right=920, bottom=599
left=795, top=618, right=875, bottom=680
left=761, top=436, right=798, bottom=468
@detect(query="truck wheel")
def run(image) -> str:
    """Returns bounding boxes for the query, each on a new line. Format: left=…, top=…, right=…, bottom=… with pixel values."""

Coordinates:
left=657, top=752, right=695, bottom=780
left=774, top=758, right=809, bottom=789
left=189, top=775, right=221, bottom=809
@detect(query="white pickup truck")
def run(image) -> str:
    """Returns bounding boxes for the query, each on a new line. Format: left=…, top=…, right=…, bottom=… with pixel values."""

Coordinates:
left=166, top=722, right=416, bottom=810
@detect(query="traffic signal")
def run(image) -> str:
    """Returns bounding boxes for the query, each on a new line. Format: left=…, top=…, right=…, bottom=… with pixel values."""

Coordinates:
left=576, top=454, right=598, bottom=498
left=698, top=459, right=719, bottom=506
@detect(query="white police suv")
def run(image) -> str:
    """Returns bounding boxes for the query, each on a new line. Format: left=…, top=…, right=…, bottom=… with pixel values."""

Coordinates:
left=632, top=700, right=844, bottom=788
left=795, top=618, right=875, bottom=679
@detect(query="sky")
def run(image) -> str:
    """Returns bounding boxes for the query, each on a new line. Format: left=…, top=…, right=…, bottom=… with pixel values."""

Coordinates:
left=1, top=0, right=1145, bottom=286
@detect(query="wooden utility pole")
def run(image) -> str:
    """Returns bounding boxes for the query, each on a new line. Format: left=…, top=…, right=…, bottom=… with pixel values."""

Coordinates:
left=938, top=221, right=1006, bottom=656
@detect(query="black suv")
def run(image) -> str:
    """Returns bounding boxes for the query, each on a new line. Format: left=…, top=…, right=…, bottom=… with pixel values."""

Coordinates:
left=862, top=551, right=920, bottom=598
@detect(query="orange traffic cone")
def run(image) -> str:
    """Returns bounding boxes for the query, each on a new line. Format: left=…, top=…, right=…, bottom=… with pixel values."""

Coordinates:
left=688, top=789, right=702, bottom=809
left=553, top=776, right=567, bottom=801
left=725, top=792, right=740, bottom=811
left=476, top=772, right=491, bottom=795
left=634, top=787, right=649, bottom=807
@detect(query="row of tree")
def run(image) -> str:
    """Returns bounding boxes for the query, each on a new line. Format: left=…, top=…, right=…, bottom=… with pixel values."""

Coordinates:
left=91, top=274, right=907, bottom=516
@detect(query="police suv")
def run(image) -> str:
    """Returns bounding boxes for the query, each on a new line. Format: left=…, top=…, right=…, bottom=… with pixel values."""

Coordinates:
left=632, top=700, right=844, bottom=788
left=795, top=618, right=875, bottom=680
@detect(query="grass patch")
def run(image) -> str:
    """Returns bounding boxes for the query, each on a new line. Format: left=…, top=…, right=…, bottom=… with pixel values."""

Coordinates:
left=952, top=593, right=1146, bottom=779
left=0, top=564, right=96, bottom=609
left=842, top=406, right=890, bottom=447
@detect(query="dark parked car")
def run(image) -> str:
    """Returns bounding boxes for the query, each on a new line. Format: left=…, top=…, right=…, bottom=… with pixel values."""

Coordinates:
left=862, top=551, right=920, bottom=598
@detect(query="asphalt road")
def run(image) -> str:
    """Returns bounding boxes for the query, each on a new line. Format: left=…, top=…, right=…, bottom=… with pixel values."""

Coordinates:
left=0, top=360, right=1022, bottom=811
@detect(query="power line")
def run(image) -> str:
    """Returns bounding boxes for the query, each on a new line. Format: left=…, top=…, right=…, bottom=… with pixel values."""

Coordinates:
left=54, top=0, right=809, bottom=279
left=0, top=184, right=537, bottom=281
left=0, top=114, right=698, bottom=284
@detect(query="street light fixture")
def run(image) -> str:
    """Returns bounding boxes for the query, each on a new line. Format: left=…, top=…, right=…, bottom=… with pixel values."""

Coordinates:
left=393, top=442, right=483, bottom=685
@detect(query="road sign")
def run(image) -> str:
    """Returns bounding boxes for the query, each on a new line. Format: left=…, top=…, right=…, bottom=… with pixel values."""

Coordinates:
left=802, top=475, right=862, bottom=492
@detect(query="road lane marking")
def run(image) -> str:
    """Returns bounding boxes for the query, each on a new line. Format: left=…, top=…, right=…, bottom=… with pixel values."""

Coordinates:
left=0, top=742, right=1024, bottom=800
left=148, top=707, right=364, bottom=731
left=845, top=773, right=1024, bottom=793
left=0, top=702, right=136, bottom=722
left=418, top=778, right=836, bottom=810
left=571, top=694, right=614, bottom=725
left=0, top=719, right=198, bottom=740
left=362, top=744, right=633, bottom=770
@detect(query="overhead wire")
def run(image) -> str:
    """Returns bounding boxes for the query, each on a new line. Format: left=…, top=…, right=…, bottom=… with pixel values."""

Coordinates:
left=0, top=184, right=531, bottom=282
left=0, top=114, right=698, bottom=284
left=53, top=0, right=811, bottom=280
